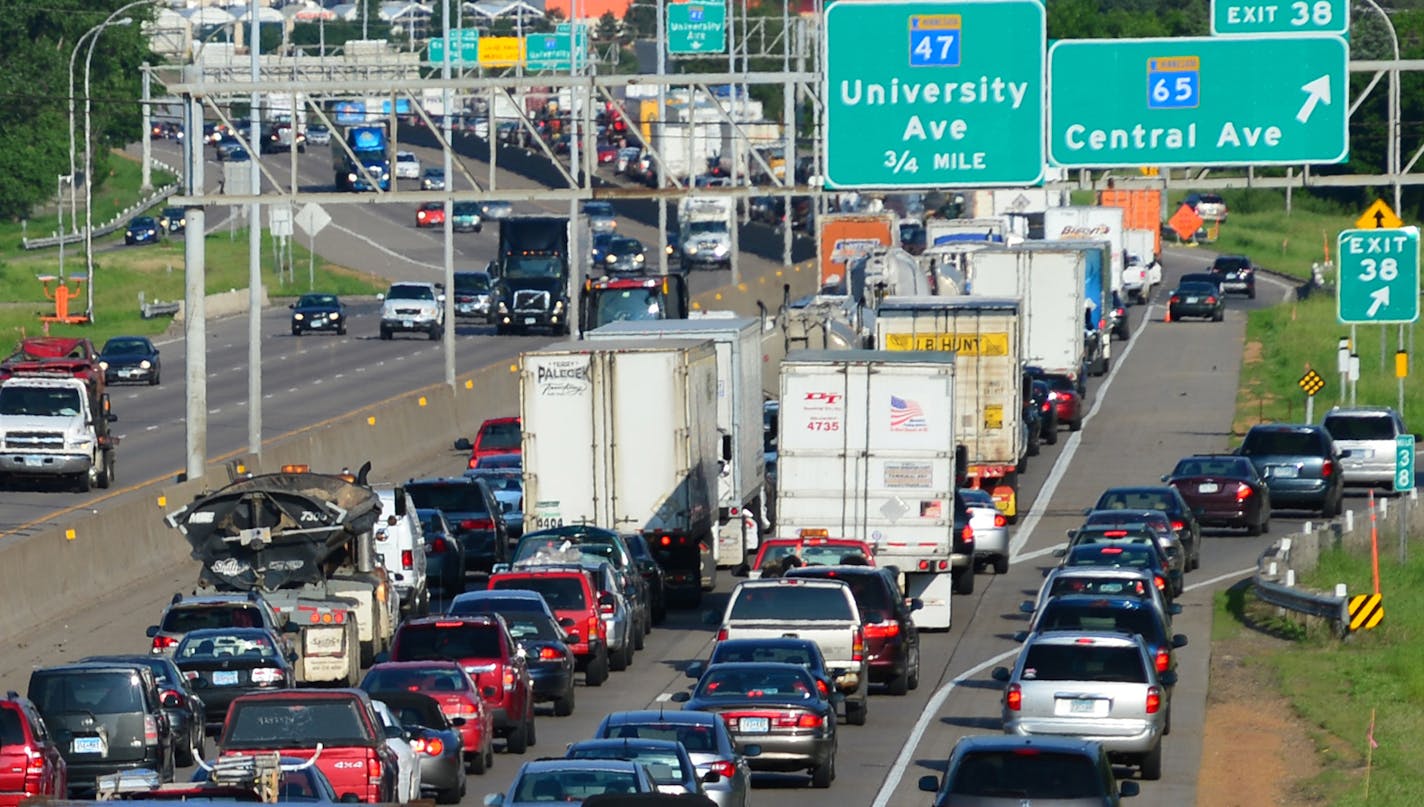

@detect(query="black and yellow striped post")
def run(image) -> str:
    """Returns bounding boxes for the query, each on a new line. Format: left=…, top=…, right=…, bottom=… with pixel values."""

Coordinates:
left=1349, top=592, right=1385, bottom=631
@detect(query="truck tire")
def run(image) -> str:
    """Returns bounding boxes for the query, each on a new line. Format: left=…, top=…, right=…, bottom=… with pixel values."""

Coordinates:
left=380, top=326, right=392, bottom=340
left=553, top=684, right=575, bottom=717
left=993, top=555, right=1010, bottom=575
left=610, top=641, right=629, bottom=672
left=585, top=649, right=610, bottom=686
left=952, top=567, right=975, bottom=595
left=429, top=324, right=443, bottom=341
left=96, top=452, right=114, bottom=489
left=844, top=698, right=867, bottom=726
left=504, top=712, right=530, bottom=754
left=74, top=469, right=91, bottom=494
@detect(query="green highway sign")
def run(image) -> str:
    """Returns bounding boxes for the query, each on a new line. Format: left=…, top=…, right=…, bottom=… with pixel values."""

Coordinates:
left=526, top=25, right=587, bottom=71
left=1337, top=227, right=1421, bottom=325
left=668, top=2, right=727, bottom=54
left=1396, top=434, right=1416, bottom=492
left=1048, top=36, right=1348, bottom=167
left=1211, top=0, right=1348, bottom=36
left=823, top=0, right=1045, bottom=189
left=428, top=28, right=480, bottom=64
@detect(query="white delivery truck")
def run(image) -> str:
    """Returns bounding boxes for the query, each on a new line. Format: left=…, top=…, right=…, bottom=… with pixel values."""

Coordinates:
left=925, top=217, right=1011, bottom=250
left=776, top=350, right=968, bottom=629
left=653, top=121, right=721, bottom=182
left=970, top=244, right=1090, bottom=387
left=677, top=196, right=735, bottom=271
left=521, top=339, right=720, bottom=606
left=585, top=317, right=766, bottom=568
left=876, top=297, right=1026, bottom=525
left=1043, top=206, right=1126, bottom=299
left=1122, top=228, right=1163, bottom=304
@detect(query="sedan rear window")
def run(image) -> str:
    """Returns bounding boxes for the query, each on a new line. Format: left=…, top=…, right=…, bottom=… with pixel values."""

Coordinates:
left=1021, top=643, right=1148, bottom=683
left=491, top=576, right=587, bottom=610
left=950, top=750, right=1104, bottom=799
left=161, top=606, right=266, bottom=633
left=1323, top=415, right=1397, bottom=441
left=362, top=666, right=469, bottom=692
left=607, top=724, right=715, bottom=753
left=395, top=624, right=502, bottom=660
left=1171, top=457, right=1255, bottom=478
left=1096, top=490, right=1173, bottom=511
left=405, top=484, right=489, bottom=516
left=1240, top=429, right=1327, bottom=455
left=224, top=699, right=373, bottom=747
left=568, top=748, right=687, bottom=785
left=729, top=586, right=854, bottom=621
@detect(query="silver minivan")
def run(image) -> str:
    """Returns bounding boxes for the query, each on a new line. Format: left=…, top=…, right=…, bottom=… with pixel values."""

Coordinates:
left=1322, top=406, right=1410, bottom=489
left=993, top=631, right=1173, bottom=781
left=372, top=484, right=430, bottom=618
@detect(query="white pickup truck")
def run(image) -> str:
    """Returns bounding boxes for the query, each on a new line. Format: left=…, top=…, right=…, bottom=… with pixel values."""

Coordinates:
left=714, top=578, right=869, bottom=724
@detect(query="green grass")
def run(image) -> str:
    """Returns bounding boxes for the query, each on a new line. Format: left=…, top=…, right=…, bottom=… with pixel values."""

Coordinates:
left=0, top=229, right=385, bottom=346
left=1233, top=293, right=1424, bottom=436
left=1239, top=546, right=1424, bottom=806
left=2, top=151, right=176, bottom=260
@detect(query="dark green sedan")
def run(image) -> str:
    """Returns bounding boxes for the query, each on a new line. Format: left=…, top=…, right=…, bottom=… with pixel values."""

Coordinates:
left=1167, top=280, right=1224, bottom=322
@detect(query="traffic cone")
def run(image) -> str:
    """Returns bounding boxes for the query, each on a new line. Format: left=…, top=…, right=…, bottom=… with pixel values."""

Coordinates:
left=1163, top=306, right=1171, bottom=323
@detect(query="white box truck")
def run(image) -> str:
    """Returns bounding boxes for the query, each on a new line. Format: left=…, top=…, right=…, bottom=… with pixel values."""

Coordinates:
left=520, top=339, right=720, bottom=605
left=776, top=350, right=969, bottom=629
left=585, top=317, right=767, bottom=568
left=677, top=196, right=735, bottom=271
left=969, top=244, right=1090, bottom=386
left=876, top=297, right=1027, bottom=525
left=1043, top=206, right=1126, bottom=298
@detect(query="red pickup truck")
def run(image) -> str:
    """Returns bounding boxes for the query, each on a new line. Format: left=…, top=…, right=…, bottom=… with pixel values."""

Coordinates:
left=217, top=690, right=397, bottom=803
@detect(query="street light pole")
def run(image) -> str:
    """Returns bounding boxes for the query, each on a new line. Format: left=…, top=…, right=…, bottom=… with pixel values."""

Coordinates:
left=1362, top=0, right=1401, bottom=213
left=83, top=15, right=136, bottom=322
left=57, top=174, right=71, bottom=277
left=248, top=0, right=263, bottom=456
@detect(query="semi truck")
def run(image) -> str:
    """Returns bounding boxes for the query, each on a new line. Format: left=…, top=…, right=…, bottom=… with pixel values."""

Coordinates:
left=775, top=350, right=968, bottom=629
left=520, top=339, right=719, bottom=605
left=586, top=316, right=766, bottom=568
left=0, top=337, right=118, bottom=492
left=875, top=297, right=1026, bottom=522
left=676, top=197, right=735, bottom=271
left=164, top=464, right=402, bottom=685
left=969, top=244, right=1093, bottom=386
left=332, top=124, right=390, bottom=191
left=817, top=213, right=899, bottom=291
left=578, top=273, right=690, bottom=334
left=491, top=216, right=576, bottom=335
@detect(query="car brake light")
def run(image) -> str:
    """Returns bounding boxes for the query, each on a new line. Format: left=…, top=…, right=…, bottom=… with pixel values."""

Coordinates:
left=251, top=668, right=285, bottom=684
left=1006, top=683, right=1022, bottom=711
left=420, top=737, right=444, bottom=756
left=864, top=621, right=900, bottom=639
left=1146, top=686, right=1163, bottom=714
left=503, top=668, right=516, bottom=692
left=461, top=517, right=495, bottom=531
left=1155, top=647, right=1170, bottom=674
left=588, top=615, right=602, bottom=641
left=707, top=760, right=736, bottom=779
left=716, top=628, right=728, bottom=642
left=961, top=524, right=974, bottom=545
left=795, top=713, right=823, bottom=729
left=851, top=627, right=864, bottom=663
left=368, top=752, right=382, bottom=782
left=1153, top=575, right=1166, bottom=591
left=815, top=679, right=828, bottom=697
left=599, top=594, right=616, bottom=615
left=151, top=634, right=178, bottom=652
left=1103, top=529, right=1129, bottom=537
left=1322, top=460, right=1334, bottom=478
left=1235, top=483, right=1253, bottom=501
left=1169, top=296, right=1180, bottom=304
left=467, top=456, right=478, bottom=470
left=1206, top=296, right=1217, bottom=304
left=539, top=646, right=561, bottom=660
left=401, top=550, right=413, bottom=569
left=994, top=513, right=1007, bottom=528
left=23, top=745, right=44, bottom=777
left=428, top=538, right=447, bottom=554
left=1170, top=520, right=1185, bottom=531
left=144, top=714, right=159, bottom=746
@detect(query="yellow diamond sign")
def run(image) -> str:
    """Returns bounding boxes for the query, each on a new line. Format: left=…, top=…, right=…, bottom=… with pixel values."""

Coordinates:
left=1356, top=199, right=1403, bottom=230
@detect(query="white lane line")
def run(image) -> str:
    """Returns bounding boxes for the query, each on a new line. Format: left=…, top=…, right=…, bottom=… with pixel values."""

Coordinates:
left=145, top=425, right=158, bottom=431
left=264, top=394, right=274, bottom=399
left=324, top=221, right=444, bottom=272
left=287, top=387, right=298, bottom=393
left=1185, top=566, right=1255, bottom=593
left=1015, top=544, right=1066, bottom=563
left=209, top=408, right=221, bottom=415
left=334, top=373, right=345, bottom=380
left=654, top=693, right=673, bottom=703
left=1009, top=304, right=1155, bottom=558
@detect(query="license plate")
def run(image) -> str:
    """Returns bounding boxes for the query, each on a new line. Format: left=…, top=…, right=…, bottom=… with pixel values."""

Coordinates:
left=25, top=456, right=45, bottom=468
left=740, top=717, right=769, bottom=733
left=1185, top=296, right=1200, bottom=303
left=1070, top=698, right=1102, bottom=715
left=524, top=317, right=536, bottom=325
left=72, top=736, right=104, bottom=755
left=212, top=670, right=240, bottom=686
left=457, top=304, right=473, bottom=313
left=402, top=320, right=413, bottom=328
left=311, top=320, right=327, bottom=327
left=1271, top=465, right=1299, bottom=479
left=1198, top=482, right=1219, bottom=494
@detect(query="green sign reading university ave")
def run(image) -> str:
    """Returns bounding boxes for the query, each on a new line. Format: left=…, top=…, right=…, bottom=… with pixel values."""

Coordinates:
left=823, top=0, right=1045, bottom=189
left=1048, top=36, right=1348, bottom=167
left=429, top=28, right=480, bottom=65
left=526, top=24, right=587, bottom=72
left=1337, top=227, right=1421, bottom=325
left=668, top=2, right=727, bottom=54
left=1210, top=0, right=1348, bottom=36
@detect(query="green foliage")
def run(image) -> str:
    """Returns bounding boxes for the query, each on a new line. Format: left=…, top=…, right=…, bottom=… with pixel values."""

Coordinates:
left=594, top=11, right=620, bottom=43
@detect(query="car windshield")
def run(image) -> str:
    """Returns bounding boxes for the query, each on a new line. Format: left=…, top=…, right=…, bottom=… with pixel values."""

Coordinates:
left=1171, top=457, right=1256, bottom=478
left=29, top=671, right=144, bottom=715
left=161, top=605, right=266, bottom=632
left=478, top=421, right=522, bottom=451
left=454, top=274, right=490, bottom=293
left=176, top=633, right=279, bottom=661
left=1240, top=429, right=1327, bottom=455
left=491, top=577, right=587, bottom=610
left=1037, top=602, right=1162, bottom=639
left=584, top=202, right=614, bottom=217
left=102, top=338, right=150, bottom=356
left=1048, top=575, right=1151, bottom=599
left=297, top=295, right=337, bottom=308
left=1096, top=489, right=1174, bottom=512
left=471, top=473, right=521, bottom=494
left=688, top=221, right=723, bottom=236
left=504, top=255, right=564, bottom=279
left=361, top=666, right=469, bottom=692
left=476, top=454, right=521, bottom=470
left=387, top=285, right=434, bottom=301
left=404, top=484, right=488, bottom=515
left=758, top=543, right=865, bottom=568
left=131, top=217, right=156, bottom=228
left=729, top=586, right=853, bottom=621
left=605, top=723, right=717, bottom=753
left=593, top=288, right=665, bottom=323
left=568, top=747, right=686, bottom=785
left=514, top=770, right=640, bottom=802
left=698, top=666, right=815, bottom=699
left=610, top=239, right=643, bottom=256
left=961, top=489, right=995, bottom=507
left=950, top=750, right=1106, bottom=799
left=453, top=202, right=479, bottom=216
left=514, top=538, right=618, bottom=566
left=1323, top=414, right=1397, bottom=441
left=1176, top=282, right=1218, bottom=296
left=395, top=624, right=501, bottom=660
left=0, top=387, right=83, bottom=417
left=1066, top=545, right=1158, bottom=570
left=1021, top=643, right=1148, bottom=683
left=224, top=699, right=373, bottom=748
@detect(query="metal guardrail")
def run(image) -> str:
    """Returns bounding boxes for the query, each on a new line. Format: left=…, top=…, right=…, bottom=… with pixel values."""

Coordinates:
left=22, top=161, right=181, bottom=251
left=138, top=292, right=180, bottom=320
left=1251, top=536, right=1350, bottom=636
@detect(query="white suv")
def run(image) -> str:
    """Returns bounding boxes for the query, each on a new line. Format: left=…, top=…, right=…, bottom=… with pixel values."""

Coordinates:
left=394, top=151, right=422, bottom=180
left=379, top=281, right=445, bottom=340
left=1322, top=406, right=1410, bottom=489
left=371, top=484, right=430, bottom=619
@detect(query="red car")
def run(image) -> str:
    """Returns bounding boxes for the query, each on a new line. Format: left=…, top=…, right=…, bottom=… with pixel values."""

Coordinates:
left=466, top=416, right=522, bottom=470
left=416, top=202, right=445, bottom=228
left=359, top=661, right=495, bottom=774
left=217, top=689, right=398, bottom=803
left=487, top=566, right=610, bottom=687
left=596, top=143, right=619, bottom=165
left=1044, top=373, right=1083, bottom=431
left=0, top=694, right=66, bottom=806
left=745, top=535, right=876, bottom=577
left=1165, top=454, right=1271, bottom=536
left=388, top=616, right=535, bottom=755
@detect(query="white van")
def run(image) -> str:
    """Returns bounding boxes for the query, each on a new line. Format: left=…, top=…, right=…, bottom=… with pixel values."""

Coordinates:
left=372, top=484, right=430, bottom=618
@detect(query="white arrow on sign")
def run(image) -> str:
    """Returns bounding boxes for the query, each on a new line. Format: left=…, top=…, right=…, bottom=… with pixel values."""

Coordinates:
left=1296, top=75, right=1332, bottom=124
left=1368, top=286, right=1391, bottom=318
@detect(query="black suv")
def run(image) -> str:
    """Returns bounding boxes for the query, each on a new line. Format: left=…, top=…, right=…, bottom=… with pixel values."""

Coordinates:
left=1208, top=254, right=1256, bottom=299
left=786, top=565, right=922, bottom=695
left=621, top=533, right=668, bottom=625
left=404, top=476, right=509, bottom=573
left=1236, top=424, right=1346, bottom=517
left=28, top=662, right=178, bottom=795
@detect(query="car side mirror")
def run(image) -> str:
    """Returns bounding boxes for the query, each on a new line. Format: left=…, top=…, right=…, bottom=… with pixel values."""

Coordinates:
left=558, top=617, right=577, bottom=629
left=731, top=563, right=749, bottom=577
left=449, top=716, right=466, bottom=727
left=146, top=625, right=160, bottom=638
left=1168, top=603, right=1182, bottom=615
left=376, top=293, right=385, bottom=301
left=455, top=438, right=473, bottom=451
left=918, top=775, right=940, bottom=793
left=283, top=622, right=301, bottom=634
left=1159, top=671, right=1179, bottom=687
left=1120, top=780, right=1141, bottom=798
left=373, top=651, right=390, bottom=665
left=1052, top=548, right=1066, bottom=558
left=670, top=691, right=691, bottom=703
left=482, top=795, right=504, bottom=807
left=1065, top=529, right=1077, bottom=539
left=1172, top=634, right=1189, bottom=649
left=341, top=795, right=363, bottom=804
left=482, top=685, right=498, bottom=699
left=991, top=666, right=1011, bottom=682
left=1019, top=601, right=1035, bottom=614
left=685, top=661, right=704, bottom=680
left=1160, top=474, right=1170, bottom=482
left=1012, top=631, right=1028, bottom=643
left=161, top=692, right=182, bottom=709
left=287, top=652, right=299, bottom=663
left=288, top=303, right=295, bottom=309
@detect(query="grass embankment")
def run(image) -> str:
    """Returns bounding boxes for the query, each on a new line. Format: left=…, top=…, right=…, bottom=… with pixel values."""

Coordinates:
left=0, top=150, right=385, bottom=345
left=1215, top=548, right=1424, bottom=805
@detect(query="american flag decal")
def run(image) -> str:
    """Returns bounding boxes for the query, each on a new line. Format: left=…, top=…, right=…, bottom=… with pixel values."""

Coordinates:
left=890, top=395, right=928, bottom=432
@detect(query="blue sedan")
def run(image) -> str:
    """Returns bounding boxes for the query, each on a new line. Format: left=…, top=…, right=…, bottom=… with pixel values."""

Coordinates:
left=125, top=216, right=163, bottom=246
